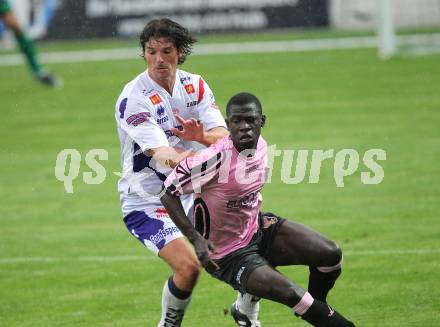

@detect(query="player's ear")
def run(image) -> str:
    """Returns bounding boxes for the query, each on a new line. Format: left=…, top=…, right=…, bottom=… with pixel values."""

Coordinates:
left=177, top=50, right=184, bottom=62
left=261, top=115, right=266, bottom=128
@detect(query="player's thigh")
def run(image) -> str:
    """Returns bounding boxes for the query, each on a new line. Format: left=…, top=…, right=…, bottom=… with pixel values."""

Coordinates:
left=1, top=11, right=22, bottom=34
left=159, top=237, right=199, bottom=275
left=266, top=218, right=341, bottom=267
left=123, top=209, right=184, bottom=256
left=124, top=209, right=200, bottom=278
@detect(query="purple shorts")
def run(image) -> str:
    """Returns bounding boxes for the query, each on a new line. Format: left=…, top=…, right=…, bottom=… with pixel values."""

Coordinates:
left=124, top=209, right=183, bottom=255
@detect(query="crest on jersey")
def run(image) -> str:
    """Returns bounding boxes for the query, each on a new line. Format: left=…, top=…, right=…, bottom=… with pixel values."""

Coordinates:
left=157, top=105, right=166, bottom=117
left=184, top=84, right=195, bottom=94
left=263, top=215, right=279, bottom=228
left=149, top=94, right=162, bottom=105
left=156, top=105, right=169, bottom=124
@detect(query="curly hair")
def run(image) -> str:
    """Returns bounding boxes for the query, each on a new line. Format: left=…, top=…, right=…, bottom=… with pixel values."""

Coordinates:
left=140, top=18, right=197, bottom=65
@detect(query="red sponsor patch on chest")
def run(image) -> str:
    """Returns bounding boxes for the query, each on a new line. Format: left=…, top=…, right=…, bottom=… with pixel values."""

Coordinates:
left=184, top=84, right=195, bottom=94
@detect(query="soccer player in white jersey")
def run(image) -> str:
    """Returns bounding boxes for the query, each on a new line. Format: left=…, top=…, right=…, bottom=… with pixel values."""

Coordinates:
left=161, top=93, right=356, bottom=327
left=115, top=19, right=260, bottom=327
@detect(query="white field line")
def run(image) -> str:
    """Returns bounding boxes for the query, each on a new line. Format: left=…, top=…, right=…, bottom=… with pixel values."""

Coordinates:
left=1, top=33, right=440, bottom=67
left=0, top=248, right=439, bottom=264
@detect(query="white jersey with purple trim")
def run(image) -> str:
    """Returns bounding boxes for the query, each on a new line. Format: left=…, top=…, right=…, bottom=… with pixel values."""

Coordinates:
left=115, top=69, right=226, bottom=217
left=164, top=136, right=268, bottom=260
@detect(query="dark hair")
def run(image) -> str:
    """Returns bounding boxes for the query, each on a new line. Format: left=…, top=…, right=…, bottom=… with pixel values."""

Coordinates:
left=139, top=18, right=197, bottom=65
left=226, top=92, right=263, bottom=117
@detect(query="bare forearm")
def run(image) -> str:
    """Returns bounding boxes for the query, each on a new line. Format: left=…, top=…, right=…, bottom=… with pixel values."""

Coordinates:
left=160, top=191, right=201, bottom=243
left=148, top=147, right=195, bottom=169
left=200, top=126, right=229, bottom=147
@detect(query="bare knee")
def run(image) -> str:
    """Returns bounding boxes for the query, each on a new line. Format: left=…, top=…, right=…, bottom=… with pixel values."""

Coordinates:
left=174, top=257, right=201, bottom=284
left=322, top=240, right=343, bottom=267
left=159, top=239, right=201, bottom=290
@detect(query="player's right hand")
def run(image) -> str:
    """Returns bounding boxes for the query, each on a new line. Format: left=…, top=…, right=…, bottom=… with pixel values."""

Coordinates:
left=171, top=114, right=205, bottom=143
left=193, top=236, right=220, bottom=271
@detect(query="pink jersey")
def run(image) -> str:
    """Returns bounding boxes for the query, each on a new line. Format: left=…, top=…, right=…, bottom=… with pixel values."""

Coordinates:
left=164, top=136, right=268, bottom=259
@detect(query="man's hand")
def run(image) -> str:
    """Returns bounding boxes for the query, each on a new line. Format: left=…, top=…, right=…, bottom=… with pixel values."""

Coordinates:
left=171, top=115, right=205, bottom=144
left=192, top=235, right=220, bottom=271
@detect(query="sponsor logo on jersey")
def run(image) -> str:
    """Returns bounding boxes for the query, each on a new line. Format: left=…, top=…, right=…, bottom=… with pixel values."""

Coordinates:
left=245, top=164, right=258, bottom=174
left=149, top=94, right=162, bottom=105
left=155, top=208, right=169, bottom=218
left=149, top=226, right=180, bottom=246
left=164, top=130, right=175, bottom=138
left=142, top=88, right=155, bottom=96
left=164, top=125, right=183, bottom=139
left=184, top=84, right=195, bottom=94
left=180, top=76, right=191, bottom=83
left=187, top=100, right=198, bottom=108
left=156, top=105, right=169, bottom=124
left=157, top=105, right=166, bottom=116
left=226, top=190, right=259, bottom=209
left=126, top=112, right=151, bottom=126
left=157, top=116, right=169, bottom=124
left=327, top=305, right=335, bottom=317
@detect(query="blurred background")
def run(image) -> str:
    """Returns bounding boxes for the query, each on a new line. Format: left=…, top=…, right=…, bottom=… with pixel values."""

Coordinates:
left=1, top=1, right=439, bottom=326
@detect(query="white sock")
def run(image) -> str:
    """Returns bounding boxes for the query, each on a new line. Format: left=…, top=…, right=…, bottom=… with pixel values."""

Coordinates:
left=236, top=292, right=260, bottom=320
left=157, top=278, right=192, bottom=327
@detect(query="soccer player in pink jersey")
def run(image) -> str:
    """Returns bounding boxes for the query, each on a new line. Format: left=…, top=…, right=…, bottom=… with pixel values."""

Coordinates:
left=161, top=93, right=355, bottom=327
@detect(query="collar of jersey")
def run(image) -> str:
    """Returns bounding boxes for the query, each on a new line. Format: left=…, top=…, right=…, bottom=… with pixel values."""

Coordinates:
left=145, top=69, right=180, bottom=97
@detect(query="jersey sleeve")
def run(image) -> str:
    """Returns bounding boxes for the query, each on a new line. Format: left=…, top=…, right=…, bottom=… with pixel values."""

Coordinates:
left=164, top=147, right=224, bottom=197
left=116, top=96, right=169, bottom=152
left=196, top=77, right=227, bottom=131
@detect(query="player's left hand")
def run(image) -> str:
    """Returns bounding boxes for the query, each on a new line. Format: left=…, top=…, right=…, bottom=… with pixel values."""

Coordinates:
left=171, top=114, right=206, bottom=143
left=193, top=236, right=220, bottom=271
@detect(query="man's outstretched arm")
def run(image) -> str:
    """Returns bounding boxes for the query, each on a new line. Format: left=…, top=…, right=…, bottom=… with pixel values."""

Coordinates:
left=160, top=191, right=219, bottom=271
left=171, top=115, right=229, bottom=147
left=147, top=146, right=194, bottom=169
left=150, top=117, right=228, bottom=168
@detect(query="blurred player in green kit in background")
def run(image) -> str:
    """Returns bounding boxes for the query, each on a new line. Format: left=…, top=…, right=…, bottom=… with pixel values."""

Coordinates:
left=1, top=0, right=60, bottom=87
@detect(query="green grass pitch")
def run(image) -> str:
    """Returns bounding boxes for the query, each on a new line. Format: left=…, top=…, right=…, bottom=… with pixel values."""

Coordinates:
left=1, top=34, right=439, bottom=326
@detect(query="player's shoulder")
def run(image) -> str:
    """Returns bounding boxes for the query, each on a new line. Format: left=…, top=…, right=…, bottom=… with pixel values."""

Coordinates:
left=118, top=72, right=147, bottom=99
left=214, top=135, right=233, bottom=151
left=258, top=136, right=268, bottom=150
left=117, top=72, right=160, bottom=109
left=258, top=136, right=267, bottom=146
left=177, top=69, right=206, bottom=87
